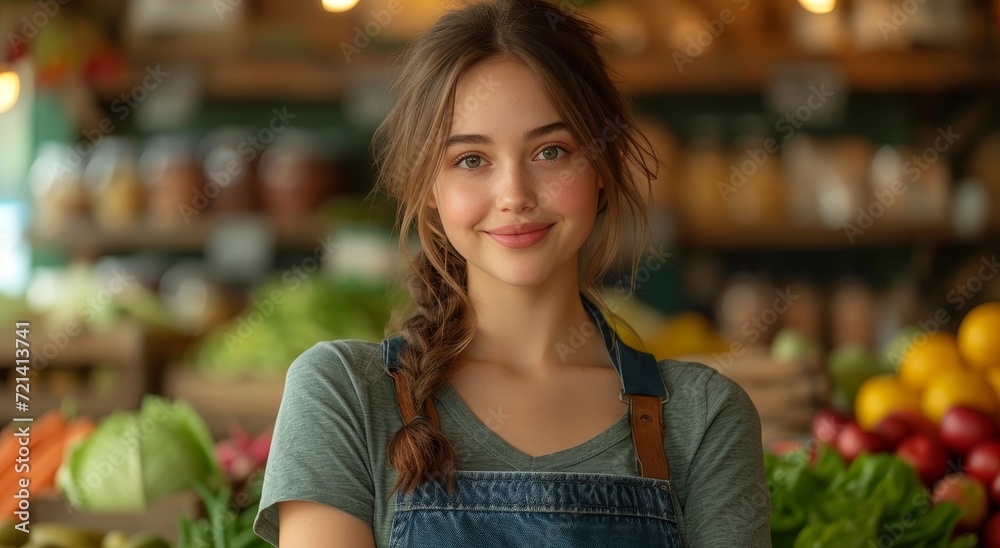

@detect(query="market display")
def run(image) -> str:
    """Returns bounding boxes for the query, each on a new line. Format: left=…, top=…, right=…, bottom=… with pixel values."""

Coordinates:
left=770, top=302, right=1000, bottom=546
left=0, top=395, right=270, bottom=547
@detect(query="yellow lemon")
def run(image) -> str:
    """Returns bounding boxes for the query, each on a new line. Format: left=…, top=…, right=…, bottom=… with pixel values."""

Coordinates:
left=958, top=302, right=1000, bottom=371
left=897, top=332, right=964, bottom=391
left=922, top=368, right=999, bottom=423
left=855, top=375, right=922, bottom=430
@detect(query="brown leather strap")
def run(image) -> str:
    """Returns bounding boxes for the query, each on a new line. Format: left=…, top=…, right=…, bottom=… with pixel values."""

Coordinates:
left=391, top=371, right=441, bottom=428
left=629, top=394, right=668, bottom=479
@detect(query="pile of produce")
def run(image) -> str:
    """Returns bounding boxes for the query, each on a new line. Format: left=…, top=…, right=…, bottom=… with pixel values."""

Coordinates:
left=772, top=302, right=1000, bottom=546
left=767, top=445, right=974, bottom=547
left=57, top=396, right=224, bottom=512
left=192, top=275, right=407, bottom=376
left=0, top=522, right=169, bottom=548
left=0, top=398, right=270, bottom=546
left=0, top=410, right=94, bottom=515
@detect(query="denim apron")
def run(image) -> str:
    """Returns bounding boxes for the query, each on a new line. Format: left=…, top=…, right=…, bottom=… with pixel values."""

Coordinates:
left=379, top=294, right=683, bottom=548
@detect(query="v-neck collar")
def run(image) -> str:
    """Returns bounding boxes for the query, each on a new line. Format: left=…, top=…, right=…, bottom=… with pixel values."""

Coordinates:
left=434, top=383, right=632, bottom=471
left=379, top=291, right=667, bottom=470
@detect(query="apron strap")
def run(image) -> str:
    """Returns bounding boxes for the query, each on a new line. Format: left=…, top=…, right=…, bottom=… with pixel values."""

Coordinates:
left=629, top=394, right=669, bottom=480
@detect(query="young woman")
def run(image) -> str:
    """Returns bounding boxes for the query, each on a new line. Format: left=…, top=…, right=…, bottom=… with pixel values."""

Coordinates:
left=253, top=0, right=771, bottom=546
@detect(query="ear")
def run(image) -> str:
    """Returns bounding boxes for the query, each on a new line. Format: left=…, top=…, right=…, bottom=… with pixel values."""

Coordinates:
left=426, top=190, right=437, bottom=209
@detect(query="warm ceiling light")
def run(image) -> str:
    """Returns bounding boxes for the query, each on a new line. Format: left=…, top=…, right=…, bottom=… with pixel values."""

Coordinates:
left=798, top=0, right=836, bottom=14
left=322, top=0, right=360, bottom=13
left=0, top=69, right=19, bottom=114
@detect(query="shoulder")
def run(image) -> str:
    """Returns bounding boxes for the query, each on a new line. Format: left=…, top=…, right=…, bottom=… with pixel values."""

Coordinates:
left=655, top=357, right=761, bottom=434
left=285, top=339, right=392, bottom=393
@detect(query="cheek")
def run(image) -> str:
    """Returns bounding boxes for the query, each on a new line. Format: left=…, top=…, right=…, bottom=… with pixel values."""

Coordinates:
left=436, top=183, right=488, bottom=229
left=546, top=166, right=599, bottom=212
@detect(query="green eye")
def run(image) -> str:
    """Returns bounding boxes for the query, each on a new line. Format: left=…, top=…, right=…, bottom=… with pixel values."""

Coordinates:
left=459, top=156, right=482, bottom=169
left=539, top=147, right=564, bottom=161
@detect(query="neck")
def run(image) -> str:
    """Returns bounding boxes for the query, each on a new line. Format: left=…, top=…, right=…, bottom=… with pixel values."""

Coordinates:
left=460, top=265, right=611, bottom=374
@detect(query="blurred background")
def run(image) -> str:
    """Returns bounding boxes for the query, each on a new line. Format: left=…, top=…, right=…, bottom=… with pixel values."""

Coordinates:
left=1, top=0, right=1000, bottom=545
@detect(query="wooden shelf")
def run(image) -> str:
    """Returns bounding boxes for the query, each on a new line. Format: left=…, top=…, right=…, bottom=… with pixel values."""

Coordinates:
left=0, top=323, right=191, bottom=423
left=616, top=49, right=1000, bottom=94
left=28, top=213, right=334, bottom=254
left=675, top=218, right=999, bottom=249
left=165, top=367, right=283, bottom=438
left=92, top=48, right=1000, bottom=101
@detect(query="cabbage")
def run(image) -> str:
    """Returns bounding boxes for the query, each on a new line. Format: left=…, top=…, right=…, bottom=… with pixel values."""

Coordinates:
left=56, top=395, right=223, bottom=511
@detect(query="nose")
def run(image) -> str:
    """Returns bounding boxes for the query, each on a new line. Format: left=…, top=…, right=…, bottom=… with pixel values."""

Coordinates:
left=495, top=160, right=537, bottom=213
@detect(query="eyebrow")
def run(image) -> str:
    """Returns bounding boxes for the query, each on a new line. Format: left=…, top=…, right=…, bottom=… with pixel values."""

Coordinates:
left=445, top=121, right=569, bottom=148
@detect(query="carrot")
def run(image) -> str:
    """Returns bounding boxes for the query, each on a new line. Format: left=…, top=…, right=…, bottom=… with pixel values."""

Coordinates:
left=0, top=409, right=67, bottom=504
left=31, top=417, right=95, bottom=494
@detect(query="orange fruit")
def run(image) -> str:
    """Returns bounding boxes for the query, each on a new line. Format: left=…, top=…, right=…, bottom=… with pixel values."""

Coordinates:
left=958, top=302, right=1000, bottom=371
left=897, top=332, right=964, bottom=391
left=922, top=368, right=999, bottom=423
left=985, top=368, right=1000, bottom=399
left=855, top=375, right=922, bottom=430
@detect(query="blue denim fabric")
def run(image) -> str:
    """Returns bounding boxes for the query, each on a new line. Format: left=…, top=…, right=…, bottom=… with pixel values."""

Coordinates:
left=388, top=471, right=682, bottom=548
left=382, top=293, right=680, bottom=546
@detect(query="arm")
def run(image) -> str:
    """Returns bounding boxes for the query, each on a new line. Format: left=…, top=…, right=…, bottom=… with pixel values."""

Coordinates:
left=682, top=370, right=772, bottom=547
left=253, top=342, right=380, bottom=546
left=279, top=501, right=377, bottom=547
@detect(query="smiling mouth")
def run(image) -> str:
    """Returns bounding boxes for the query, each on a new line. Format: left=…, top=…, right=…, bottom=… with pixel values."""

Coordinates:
left=484, top=224, right=555, bottom=249
left=485, top=223, right=555, bottom=236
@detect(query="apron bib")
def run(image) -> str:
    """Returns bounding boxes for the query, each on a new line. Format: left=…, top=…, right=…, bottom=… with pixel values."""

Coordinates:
left=380, top=293, right=681, bottom=547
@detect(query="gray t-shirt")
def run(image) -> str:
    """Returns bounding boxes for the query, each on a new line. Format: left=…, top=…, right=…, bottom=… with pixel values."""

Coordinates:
left=253, top=340, right=772, bottom=547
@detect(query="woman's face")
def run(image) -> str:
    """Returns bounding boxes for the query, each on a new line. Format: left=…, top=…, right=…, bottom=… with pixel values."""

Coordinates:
left=429, top=58, right=602, bottom=290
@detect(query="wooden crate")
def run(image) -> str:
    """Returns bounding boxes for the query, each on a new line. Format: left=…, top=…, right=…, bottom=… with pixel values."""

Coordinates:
left=32, top=491, right=200, bottom=544
left=677, top=347, right=826, bottom=448
left=0, top=323, right=192, bottom=423
left=165, top=367, right=284, bottom=439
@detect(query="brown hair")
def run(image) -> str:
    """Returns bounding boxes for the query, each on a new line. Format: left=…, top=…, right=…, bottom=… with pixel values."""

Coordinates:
left=371, top=0, right=657, bottom=495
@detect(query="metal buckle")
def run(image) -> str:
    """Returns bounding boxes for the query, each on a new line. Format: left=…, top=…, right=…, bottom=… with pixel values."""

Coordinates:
left=620, top=388, right=670, bottom=405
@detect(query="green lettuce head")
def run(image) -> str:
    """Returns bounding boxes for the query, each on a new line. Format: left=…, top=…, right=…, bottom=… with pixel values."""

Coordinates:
left=57, top=395, right=223, bottom=511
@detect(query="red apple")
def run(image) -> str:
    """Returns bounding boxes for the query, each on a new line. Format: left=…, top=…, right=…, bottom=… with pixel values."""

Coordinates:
left=941, top=407, right=998, bottom=456
left=932, top=473, right=989, bottom=533
left=872, top=410, right=941, bottom=450
left=991, top=474, right=1000, bottom=507
left=835, top=422, right=887, bottom=462
left=811, top=408, right=849, bottom=445
left=966, top=440, right=1000, bottom=486
left=981, top=513, right=1000, bottom=547
left=896, top=434, right=949, bottom=486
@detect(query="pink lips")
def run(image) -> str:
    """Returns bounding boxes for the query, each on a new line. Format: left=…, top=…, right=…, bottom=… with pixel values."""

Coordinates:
left=485, top=222, right=554, bottom=249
